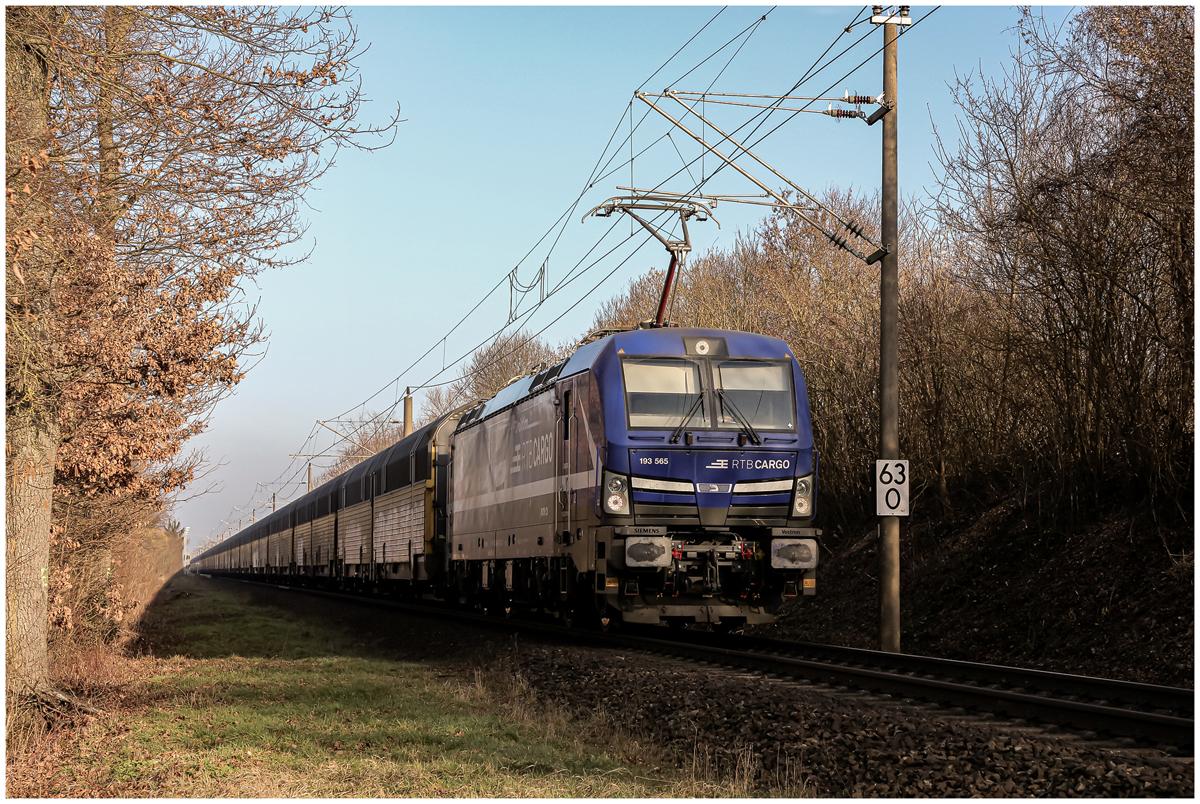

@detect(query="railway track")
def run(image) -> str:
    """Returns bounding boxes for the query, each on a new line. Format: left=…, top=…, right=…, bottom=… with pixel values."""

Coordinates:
left=216, top=574, right=1194, bottom=754
left=587, top=628, right=1194, bottom=754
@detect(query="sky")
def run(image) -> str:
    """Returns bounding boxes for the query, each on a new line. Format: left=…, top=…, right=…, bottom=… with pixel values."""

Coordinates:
left=177, top=4, right=1076, bottom=555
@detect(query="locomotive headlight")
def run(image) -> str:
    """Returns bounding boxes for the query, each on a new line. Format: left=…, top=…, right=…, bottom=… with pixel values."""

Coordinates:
left=603, top=471, right=631, bottom=516
left=793, top=475, right=814, bottom=517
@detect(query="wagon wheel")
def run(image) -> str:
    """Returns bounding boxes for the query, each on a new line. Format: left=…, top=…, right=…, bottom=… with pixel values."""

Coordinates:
left=597, top=603, right=621, bottom=634
left=559, top=608, right=575, bottom=630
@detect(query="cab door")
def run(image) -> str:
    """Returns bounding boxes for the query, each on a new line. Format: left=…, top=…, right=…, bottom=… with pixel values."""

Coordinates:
left=557, top=381, right=575, bottom=541
left=571, top=374, right=597, bottom=528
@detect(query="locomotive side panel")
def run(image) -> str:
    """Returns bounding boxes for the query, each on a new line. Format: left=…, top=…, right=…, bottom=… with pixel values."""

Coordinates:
left=451, top=390, right=558, bottom=563
left=556, top=373, right=604, bottom=575
left=570, top=372, right=603, bottom=538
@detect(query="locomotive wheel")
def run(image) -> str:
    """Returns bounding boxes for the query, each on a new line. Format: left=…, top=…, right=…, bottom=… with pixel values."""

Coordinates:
left=594, top=598, right=621, bottom=633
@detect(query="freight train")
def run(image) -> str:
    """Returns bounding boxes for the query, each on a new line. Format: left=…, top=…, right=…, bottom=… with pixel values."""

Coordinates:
left=191, top=325, right=822, bottom=630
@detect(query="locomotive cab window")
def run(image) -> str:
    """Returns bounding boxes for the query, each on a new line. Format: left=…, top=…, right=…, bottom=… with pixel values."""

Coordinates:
left=715, top=360, right=796, bottom=432
left=622, top=358, right=707, bottom=429
left=621, top=355, right=796, bottom=432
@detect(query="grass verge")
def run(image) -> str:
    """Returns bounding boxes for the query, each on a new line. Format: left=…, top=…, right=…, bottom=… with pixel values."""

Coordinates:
left=7, top=575, right=803, bottom=797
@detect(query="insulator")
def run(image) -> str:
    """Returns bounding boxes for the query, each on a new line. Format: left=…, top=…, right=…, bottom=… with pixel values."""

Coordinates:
left=844, top=219, right=866, bottom=238
left=821, top=108, right=861, bottom=120
left=827, top=232, right=849, bottom=250
left=845, top=95, right=876, bottom=105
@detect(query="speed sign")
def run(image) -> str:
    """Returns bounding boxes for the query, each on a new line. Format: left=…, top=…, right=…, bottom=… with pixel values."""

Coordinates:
left=876, top=460, right=910, bottom=516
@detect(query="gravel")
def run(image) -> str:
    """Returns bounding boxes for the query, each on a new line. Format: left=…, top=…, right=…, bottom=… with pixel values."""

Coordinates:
left=192, top=577, right=1194, bottom=797
left=506, top=641, right=1194, bottom=797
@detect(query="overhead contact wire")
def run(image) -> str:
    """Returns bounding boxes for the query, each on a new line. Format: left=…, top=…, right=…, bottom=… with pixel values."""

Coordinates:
left=252, top=8, right=796, bottom=508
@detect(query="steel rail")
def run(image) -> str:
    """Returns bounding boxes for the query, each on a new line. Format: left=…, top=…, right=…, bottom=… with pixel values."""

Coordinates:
left=590, top=631, right=1194, bottom=750
left=203, top=574, right=1193, bottom=751
left=664, top=629, right=1193, bottom=715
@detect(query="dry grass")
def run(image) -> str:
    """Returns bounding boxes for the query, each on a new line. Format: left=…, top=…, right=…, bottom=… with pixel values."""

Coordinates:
left=6, top=644, right=139, bottom=761
left=7, top=576, right=810, bottom=798
left=5, top=694, right=48, bottom=760
left=52, top=643, right=141, bottom=697
left=6, top=520, right=181, bottom=763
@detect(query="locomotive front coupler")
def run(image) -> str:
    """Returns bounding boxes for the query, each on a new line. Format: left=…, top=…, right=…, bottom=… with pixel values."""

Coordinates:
left=608, top=527, right=759, bottom=573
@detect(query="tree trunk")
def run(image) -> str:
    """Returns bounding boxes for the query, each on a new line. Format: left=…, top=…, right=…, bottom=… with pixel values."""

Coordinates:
left=6, top=6, right=57, bottom=697
left=6, top=421, right=59, bottom=694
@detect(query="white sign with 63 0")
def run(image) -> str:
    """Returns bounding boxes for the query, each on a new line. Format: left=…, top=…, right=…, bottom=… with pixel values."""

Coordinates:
left=876, top=460, right=910, bottom=516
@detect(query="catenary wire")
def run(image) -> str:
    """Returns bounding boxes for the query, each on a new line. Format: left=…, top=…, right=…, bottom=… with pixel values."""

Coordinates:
left=209, top=8, right=861, bottom=533
left=384, top=6, right=809, bottom=415
left=627, top=5, right=939, bottom=222
left=210, top=8, right=890, bottom=537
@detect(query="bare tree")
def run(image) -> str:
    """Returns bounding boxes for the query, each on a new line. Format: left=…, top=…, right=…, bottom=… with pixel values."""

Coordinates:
left=316, top=412, right=405, bottom=485
left=932, top=6, right=1193, bottom=520
left=588, top=267, right=666, bottom=331
left=416, top=384, right=474, bottom=428
left=6, top=6, right=398, bottom=705
left=418, top=330, right=568, bottom=424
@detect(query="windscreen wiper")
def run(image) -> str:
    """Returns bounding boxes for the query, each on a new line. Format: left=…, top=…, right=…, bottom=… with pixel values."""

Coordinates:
left=669, top=393, right=705, bottom=444
left=717, top=389, right=762, bottom=445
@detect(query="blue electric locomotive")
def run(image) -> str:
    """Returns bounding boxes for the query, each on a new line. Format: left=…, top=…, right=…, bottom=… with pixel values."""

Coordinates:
left=191, top=324, right=821, bottom=630
left=449, top=325, right=820, bottom=628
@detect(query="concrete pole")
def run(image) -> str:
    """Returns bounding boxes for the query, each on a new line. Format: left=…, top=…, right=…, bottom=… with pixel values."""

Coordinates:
left=878, top=9, right=902, bottom=654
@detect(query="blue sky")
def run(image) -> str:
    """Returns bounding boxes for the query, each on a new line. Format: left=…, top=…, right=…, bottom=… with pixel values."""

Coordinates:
left=178, top=5, right=1073, bottom=553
